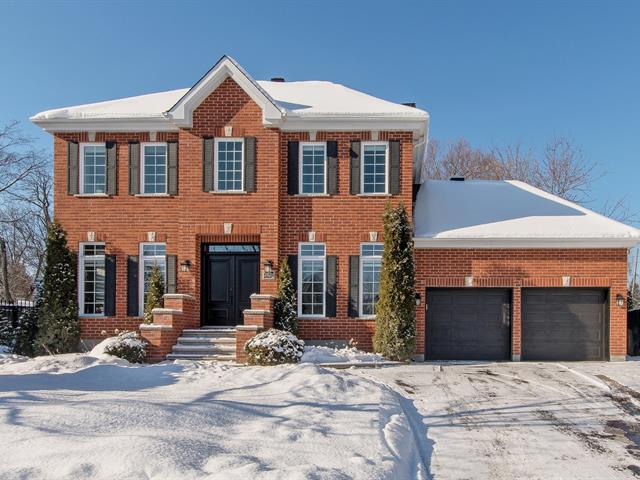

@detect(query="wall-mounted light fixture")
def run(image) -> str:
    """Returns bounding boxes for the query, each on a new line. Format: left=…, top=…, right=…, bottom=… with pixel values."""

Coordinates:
left=263, top=260, right=274, bottom=276
left=180, top=259, right=192, bottom=272
left=415, top=293, right=421, bottom=306
left=616, top=293, right=625, bottom=308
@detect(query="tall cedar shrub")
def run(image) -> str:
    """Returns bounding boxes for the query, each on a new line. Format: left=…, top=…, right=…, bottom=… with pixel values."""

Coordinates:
left=373, top=202, right=416, bottom=361
left=35, top=222, right=80, bottom=354
left=143, top=264, right=164, bottom=324
left=274, top=259, right=298, bottom=334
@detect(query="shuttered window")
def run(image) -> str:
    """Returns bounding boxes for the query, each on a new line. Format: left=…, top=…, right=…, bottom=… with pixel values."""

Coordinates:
left=215, top=138, right=244, bottom=192
left=360, top=243, right=383, bottom=317
left=361, top=142, right=388, bottom=194
left=141, top=143, right=167, bottom=194
left=80, top=143, right=107, bottom=194
left=298, top=243, right=326, bottom=317
left=79, top=243, right=105, bottom=316
left=299, top=142, right=326, bottom=194
left=139, top=243, right=166, bottom=315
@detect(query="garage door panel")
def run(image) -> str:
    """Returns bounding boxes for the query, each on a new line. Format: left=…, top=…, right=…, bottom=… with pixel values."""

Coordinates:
left=426, top=289, right=511, bottom=360
left=522, top=288, right=607, bottom=361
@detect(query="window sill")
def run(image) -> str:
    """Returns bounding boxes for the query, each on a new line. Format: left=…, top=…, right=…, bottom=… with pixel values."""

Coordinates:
left=208, top=191, right=249, bottom=195
left=135, top=193, right=172, bottom=197
left=79, top=314, right=106, bottom=318
left=356, top=193, right=392, bottom=197
left=298, top=316, right=329, bottom=320
left=74, top=194, right=110, bottom=198
left=294, top=194, right=331, bottom=197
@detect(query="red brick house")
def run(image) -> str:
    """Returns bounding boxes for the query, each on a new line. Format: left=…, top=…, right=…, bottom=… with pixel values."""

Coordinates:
left=32, top=56, right=639, bottom=362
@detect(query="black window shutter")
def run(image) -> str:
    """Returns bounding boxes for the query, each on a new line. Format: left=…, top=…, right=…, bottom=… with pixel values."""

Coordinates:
left=244, top=136, right=256, bottom=192
left=106, top=141, right=117, bottom=196
left=349, top=141, right=361, bottom=195
left=327, top=140, right=338, bottom=195
left=326, top=256, right=337, bottom=317
left=389, top=140, right=401, bottom=195
left=348, top=255, right=360, bottom=317
left=128, top=142, right=140, bottom=195
left=167, top=141, right=178, bottom=195
left=287, top=255, right=298, bottom=294
left=287, top=141, right=299, bottom=194
left=104, top=254, right=116, bottom=316
left=127, top=255, right=139, bottom=316
left=67, top=141, right=79, bottom=195
left=203, top=137, right=215, bottom=191
left=166, top=255, right=177, bottom=294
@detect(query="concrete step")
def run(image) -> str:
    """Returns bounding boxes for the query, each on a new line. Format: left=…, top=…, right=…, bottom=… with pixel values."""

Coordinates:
left=166, top=353, right=236, bottom=361
left=176, top=336, right=236, bottom=345
left=172, top=344, right=235, bottom=354
left=181, top=328, right=236, bottom=337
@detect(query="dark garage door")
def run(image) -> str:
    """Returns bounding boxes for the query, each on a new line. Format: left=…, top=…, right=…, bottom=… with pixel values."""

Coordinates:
left=426, top=289, right=511, bottom=360
left=522, top=288, right=608, bottom=361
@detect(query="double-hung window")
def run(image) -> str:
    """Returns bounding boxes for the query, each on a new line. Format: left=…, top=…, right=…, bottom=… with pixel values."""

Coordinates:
left=80, top=143, right=107, bottom=194
left=79, top=243, right=106, bottom=316
left=299, top=142, right=326, bottom=194
left=215, top=138, right=244, bottom=192
left=360, top=243, right=383, bottom=317
left=361, top=142, right=388, bottom=194
left=139, top=243, right=166, bottom=315
left=141, top=143, right=167, bottom=194
left=298, top=243, right=326, bottom=317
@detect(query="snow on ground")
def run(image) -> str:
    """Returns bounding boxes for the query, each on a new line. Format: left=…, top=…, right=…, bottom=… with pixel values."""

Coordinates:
left=359, top=361, right=640, bottom=480
left=301, top=345, right=386, bottom=364
left=0, top=354, right=428, bottom=480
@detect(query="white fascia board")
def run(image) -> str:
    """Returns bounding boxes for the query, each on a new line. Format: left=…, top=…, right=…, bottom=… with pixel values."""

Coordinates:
left=166, top=57, right=284, bottom=128
left=30, top=117, right=179, bottom=132
left=280, top=116, right=428, bottom=138
left=413, top=237, right=640, bottom=249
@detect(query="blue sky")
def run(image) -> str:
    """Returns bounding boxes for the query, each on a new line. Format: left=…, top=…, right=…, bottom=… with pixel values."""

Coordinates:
left=1, top=0, right=638, bottom=218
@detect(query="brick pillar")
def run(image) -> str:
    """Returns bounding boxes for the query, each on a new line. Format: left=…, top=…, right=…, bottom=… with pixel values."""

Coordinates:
left=139, top=293, right=197, bottom=363
left=236, top=294, right=275, bottom=363
left=511, top=285, right=522, bottom=361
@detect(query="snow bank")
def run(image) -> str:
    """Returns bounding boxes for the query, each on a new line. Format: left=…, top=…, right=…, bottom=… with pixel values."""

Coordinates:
left=0, top=353, right=129, bottom=375
left=0, top=356, right=426, bottom=479
left=302, top=345, right=386, bottom=364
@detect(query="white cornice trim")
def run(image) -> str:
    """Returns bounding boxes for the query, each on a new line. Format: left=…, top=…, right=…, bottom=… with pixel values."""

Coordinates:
left=280, top=116, right=427, bottom=137
left=413, top=237, right=640, bottom=249
left=31, top=117, right=178, bottom=133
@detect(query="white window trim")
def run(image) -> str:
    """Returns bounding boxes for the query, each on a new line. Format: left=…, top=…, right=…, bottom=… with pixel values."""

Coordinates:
left=298, top=141, right=327, bottom=195
left=140, top=142, right=168, bottom=195
left=359, top=243, right=383, bottom=318
left=297, top=242, right=326, bottom=318
left=139, top=242, right=167, bottom=316
left=214, top=137, right=245, bottom=192
left=360, top=141, right=389, bottom=195
left=79, top=142, right=107, bottom=195
left=78, top=242, right=106, bottom=317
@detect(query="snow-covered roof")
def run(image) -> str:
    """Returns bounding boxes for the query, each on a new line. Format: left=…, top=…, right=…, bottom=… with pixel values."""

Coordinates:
left=31, top=55, right=428, bottom=136
left=414, top=179, right=640, bottom=248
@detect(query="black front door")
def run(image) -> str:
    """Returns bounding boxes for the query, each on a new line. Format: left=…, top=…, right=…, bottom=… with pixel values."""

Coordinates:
left=202, top=245, right=260, bottom=326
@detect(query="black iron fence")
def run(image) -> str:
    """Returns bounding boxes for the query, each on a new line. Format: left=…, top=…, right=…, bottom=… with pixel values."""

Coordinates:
left=0, top=300, right=35, bottom=328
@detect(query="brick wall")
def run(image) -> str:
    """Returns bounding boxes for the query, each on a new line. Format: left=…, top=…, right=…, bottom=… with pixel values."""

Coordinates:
left=414, top=248, right=629, bottom=359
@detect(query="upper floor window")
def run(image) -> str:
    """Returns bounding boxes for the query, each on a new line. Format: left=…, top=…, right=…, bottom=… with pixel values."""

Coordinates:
left=298, top=243, right=326, bottom=317
left=215, top=138, right=244, bottom=192
left=360, top=243, right=383, bottom=317
left=300, top=142, right=326, bottom=194
left=361, top=142, right=388, bottom=194
left=139, top=243, right=166, bottom=315
left=79, top=243, right=105, bottom=316
left=141, top=143, right=167, bottom=194
left=80, top=143, right=106, bottom=194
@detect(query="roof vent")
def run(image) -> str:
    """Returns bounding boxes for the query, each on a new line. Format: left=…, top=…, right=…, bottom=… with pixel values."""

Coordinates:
left=450, top=176, right=465, bottom=181
left=402, top=102, right=416, bottom=108
left=270, top=77, right=285, bottom=82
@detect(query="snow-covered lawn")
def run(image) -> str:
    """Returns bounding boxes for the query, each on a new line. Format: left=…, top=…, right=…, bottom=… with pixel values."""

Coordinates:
left=359, top=361, right=640, bottom=480
left=0, top=354, right=428, bottom=480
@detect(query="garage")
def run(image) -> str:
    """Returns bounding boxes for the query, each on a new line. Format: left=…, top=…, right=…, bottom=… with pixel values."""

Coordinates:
left=426, top=289, right=511, bottom=360
left=522, top=288, right=608, bottom=361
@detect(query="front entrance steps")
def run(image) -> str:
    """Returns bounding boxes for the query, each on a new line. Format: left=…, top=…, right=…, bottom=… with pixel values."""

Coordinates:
left=166, top=326, right=237, bottom=361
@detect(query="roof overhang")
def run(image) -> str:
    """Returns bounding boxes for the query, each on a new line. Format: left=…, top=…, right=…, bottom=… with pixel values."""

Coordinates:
left=165, top=55, right=284, bottom=128
left=279, top=115, right=428, bottom=139
left=413, top=237, right=640, bottom=249
left=30, top=117, right=178, bottom=133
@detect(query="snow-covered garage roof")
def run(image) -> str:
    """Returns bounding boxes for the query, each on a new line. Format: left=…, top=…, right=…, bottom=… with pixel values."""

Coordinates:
left=414, top=179, right=640, bottom=248
left=30, top=55, right=428, bottom=136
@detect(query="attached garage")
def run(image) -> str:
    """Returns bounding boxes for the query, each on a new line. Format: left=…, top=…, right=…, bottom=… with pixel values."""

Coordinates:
left=426, top=289, right=511, bottom=360
left=522, top=288, right=608, bottom=361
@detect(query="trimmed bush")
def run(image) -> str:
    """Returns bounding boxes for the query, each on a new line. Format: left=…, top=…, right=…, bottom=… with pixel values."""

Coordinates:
left=273, top=259, right=298, bottom=334
left=99, top=331, right=148, bottom=363
left=143, top=264, right=164, bottom=324
left=245, top=329, right=304, bottom=366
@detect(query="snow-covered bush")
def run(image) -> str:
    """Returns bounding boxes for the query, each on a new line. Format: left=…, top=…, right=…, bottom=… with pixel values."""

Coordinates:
left=95, top=331, right=148, bottom=363
left=244, top=329, right=304, bottom=366
left=273, top=259, right=298, bottom=334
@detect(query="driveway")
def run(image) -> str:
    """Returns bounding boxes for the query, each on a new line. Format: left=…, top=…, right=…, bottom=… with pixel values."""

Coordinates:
left=358, top=361, right=640, bottom=480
